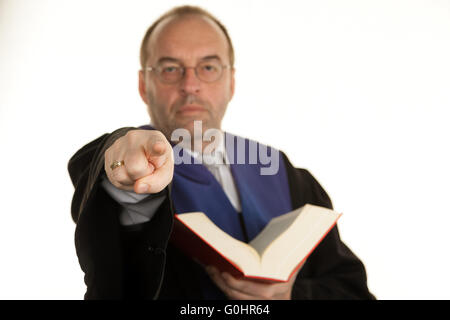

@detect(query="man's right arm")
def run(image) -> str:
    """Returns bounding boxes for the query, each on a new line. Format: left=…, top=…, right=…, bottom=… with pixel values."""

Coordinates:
left=68, top=128, right=175, bottom=299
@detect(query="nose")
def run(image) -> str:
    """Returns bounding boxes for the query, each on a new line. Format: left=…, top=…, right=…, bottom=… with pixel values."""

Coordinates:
left=179, top=67, right=201, bottom=95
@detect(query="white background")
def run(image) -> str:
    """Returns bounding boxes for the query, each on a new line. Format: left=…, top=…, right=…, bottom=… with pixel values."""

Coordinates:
left=1, top=0, right=449, bottom=299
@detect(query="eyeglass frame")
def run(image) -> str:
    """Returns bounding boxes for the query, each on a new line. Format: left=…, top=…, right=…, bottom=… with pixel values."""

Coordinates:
left=144, top=61, right=232, bottom=84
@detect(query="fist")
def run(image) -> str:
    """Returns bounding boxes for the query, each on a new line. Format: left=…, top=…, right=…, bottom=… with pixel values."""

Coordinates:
left=104, top=130, right=174, bottom=194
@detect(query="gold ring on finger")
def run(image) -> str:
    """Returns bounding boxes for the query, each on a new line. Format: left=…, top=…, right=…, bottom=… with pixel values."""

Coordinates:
left=110, top=160, right=125, bottom=170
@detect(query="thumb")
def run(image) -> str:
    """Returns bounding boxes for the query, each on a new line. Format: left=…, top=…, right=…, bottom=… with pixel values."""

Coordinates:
left=134, top=181, right=151, bottom=194
left=134, top=152, right=174, bottom=194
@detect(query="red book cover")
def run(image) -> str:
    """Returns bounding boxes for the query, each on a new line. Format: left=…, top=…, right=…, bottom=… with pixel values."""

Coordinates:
left=170, top=213, right=247, bottom=279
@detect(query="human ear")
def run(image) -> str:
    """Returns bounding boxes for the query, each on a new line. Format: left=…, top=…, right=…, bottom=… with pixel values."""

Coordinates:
left=138, top=70, right=149, bottom=105
left=229, top=68, right=235, bottom=100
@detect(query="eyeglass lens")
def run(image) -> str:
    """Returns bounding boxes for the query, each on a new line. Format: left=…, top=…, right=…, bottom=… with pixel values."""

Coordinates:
left=157, top=60, right=224, bottom=83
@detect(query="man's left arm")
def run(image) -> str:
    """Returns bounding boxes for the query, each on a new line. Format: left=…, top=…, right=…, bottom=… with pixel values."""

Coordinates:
left=206, top=223, right=374, bottom=300
left=206, top=154, right=375, bottom=300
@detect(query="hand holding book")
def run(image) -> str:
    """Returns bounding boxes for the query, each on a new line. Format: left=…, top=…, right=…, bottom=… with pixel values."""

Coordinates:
left=205, top=263, right=303, bottom=300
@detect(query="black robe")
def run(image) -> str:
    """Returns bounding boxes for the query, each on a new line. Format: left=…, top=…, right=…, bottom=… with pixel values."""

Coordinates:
left=68, top=127, right=375, bottom=300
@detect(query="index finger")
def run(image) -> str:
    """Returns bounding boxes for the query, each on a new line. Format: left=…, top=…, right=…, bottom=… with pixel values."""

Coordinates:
left=145, top=139, right=169, bottom=169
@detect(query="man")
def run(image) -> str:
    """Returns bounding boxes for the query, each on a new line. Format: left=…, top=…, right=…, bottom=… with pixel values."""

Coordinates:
left=68, top=5, right=374, bottom=299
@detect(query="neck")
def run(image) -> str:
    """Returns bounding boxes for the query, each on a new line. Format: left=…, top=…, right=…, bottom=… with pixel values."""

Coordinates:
left=175, top=135, right=222, bottom=155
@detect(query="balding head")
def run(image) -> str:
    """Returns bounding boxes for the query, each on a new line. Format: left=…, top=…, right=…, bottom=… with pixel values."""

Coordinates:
left=146, top=14, right=231, bottom=70
left=140, top=6, right=235, bottom=69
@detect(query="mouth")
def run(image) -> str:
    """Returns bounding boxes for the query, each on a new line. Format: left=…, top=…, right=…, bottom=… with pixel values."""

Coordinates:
left=176, top=105, right=207, bottom=115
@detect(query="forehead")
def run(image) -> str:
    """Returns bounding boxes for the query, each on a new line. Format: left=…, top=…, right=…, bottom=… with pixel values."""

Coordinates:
left=147, top=14, right=230, bottom=64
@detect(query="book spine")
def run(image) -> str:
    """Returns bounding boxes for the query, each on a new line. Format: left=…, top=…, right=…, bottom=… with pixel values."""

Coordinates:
left=170, top=214, right=245, bottom=279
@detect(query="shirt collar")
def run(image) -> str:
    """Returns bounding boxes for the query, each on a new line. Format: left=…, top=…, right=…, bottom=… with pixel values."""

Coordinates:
left=183, top=130, right=226, bottom=166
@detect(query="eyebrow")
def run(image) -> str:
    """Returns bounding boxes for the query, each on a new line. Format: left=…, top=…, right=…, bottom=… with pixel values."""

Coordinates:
left=156, top=55, right=222, bottom=65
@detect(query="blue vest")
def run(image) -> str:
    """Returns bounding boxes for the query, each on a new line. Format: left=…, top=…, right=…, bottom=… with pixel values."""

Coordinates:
left=139, top=125, right=292, bottom=298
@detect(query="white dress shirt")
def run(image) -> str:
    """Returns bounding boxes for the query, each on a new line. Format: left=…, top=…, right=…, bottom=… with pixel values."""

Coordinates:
left=101, top=130, right=241, bottom=226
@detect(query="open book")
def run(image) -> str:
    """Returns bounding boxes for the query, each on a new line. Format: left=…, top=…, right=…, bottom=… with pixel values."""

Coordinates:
left=171, top=204, right=342, bottom=283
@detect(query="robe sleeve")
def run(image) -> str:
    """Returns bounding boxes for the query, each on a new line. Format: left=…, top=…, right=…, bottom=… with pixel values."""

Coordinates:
left=67, top=127, right=174, bottom=299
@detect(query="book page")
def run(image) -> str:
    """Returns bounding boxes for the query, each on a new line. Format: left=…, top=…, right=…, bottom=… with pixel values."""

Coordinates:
left=249, top=207, right=304, bottom=257
left=260, top=204, right=341, bottom=280
left=177, top=212, right=261, bottom=275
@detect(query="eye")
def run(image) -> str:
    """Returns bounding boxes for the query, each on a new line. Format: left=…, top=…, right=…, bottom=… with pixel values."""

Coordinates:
left=201, top=64, right=218, bottom=72
left=162, top=66, right=179, bottom=73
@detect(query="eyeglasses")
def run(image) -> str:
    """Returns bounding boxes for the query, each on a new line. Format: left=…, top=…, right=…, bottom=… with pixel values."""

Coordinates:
left=145, top=60, right=231, bottom=84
